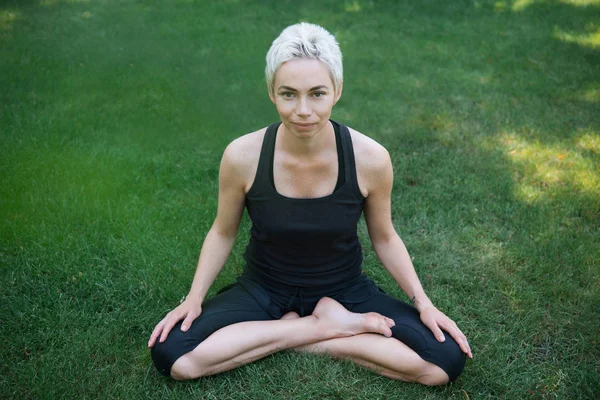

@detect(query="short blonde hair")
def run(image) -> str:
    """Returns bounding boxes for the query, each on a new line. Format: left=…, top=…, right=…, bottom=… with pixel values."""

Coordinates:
left=265, top=22, right=343, bottom=96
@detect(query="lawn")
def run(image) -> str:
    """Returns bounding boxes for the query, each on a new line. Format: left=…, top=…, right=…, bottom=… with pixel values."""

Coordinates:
left=1, top=0, right=599, bottom=398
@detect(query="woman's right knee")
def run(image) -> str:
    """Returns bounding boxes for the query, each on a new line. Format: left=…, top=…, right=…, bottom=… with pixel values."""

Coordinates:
left=151, top=340, right=176, bottom=377
left=151, top=333, right=196, bottom=378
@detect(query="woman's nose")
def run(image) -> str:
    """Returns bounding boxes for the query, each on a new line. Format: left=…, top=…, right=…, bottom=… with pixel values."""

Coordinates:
left=296, top=98, right=312, bottom=117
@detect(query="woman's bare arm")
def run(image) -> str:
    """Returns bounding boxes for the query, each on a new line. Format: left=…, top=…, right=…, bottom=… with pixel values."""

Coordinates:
left=359, top=143, right=433, bottom=310
left=148, top=135, right=255, bottom=346
left=185, top=143, right=249, bottom=302
left=356, top=133, right=472, bottom=358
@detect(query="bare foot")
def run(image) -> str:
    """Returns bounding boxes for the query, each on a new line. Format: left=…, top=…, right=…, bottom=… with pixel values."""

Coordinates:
left=312, top=297, right=395, bottom=338
left=280, top=311, right=300, bottom=320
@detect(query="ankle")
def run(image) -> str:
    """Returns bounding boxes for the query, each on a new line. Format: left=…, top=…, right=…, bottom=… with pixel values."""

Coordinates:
left=311, top=314, right=340, bottom=339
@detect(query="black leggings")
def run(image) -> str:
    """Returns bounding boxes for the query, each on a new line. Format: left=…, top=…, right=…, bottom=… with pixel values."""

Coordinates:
left=151, top=274, right=466, bottom=381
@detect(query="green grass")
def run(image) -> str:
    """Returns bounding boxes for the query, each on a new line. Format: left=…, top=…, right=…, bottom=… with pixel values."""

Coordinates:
left=1, top=0, right=599, bottom=398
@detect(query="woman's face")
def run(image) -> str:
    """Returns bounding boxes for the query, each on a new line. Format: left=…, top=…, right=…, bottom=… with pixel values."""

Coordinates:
left=270, top=58, right=342, bottom=140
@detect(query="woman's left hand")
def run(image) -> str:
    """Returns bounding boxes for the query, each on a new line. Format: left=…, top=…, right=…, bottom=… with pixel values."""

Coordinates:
left=419, top=306, right=472, bottom=359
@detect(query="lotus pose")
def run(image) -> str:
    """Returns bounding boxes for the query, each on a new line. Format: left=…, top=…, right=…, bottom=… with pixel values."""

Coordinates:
left=149, top=23, right=472, bottom=385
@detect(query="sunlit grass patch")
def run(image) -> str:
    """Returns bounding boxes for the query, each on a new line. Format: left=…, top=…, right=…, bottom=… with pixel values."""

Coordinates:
left=513, top=0, right=600, bottom=11
left=495, top=131, right=600, bottom=204
left=559, top=0, right=600, bottom=5
left=554, top=27, right=600, bottom=49
left=40, top=0, right=91, bottom=6
left=0, top=9, right=19, bottom=31
left=577, top=86, right=600, bottom=103
left=577, top=131, right=600, bottom=152
left=344, top=1, right=362, bottom=13
left=512, top=0, right=536, bottom=11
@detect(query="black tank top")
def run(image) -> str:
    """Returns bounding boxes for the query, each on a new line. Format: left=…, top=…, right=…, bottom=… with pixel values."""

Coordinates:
left=243, top=120, right=365, bottom=288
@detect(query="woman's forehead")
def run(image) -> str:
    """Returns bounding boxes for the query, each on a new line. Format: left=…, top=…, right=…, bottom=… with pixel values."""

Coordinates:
left=274, top=59, right=333, bottom=90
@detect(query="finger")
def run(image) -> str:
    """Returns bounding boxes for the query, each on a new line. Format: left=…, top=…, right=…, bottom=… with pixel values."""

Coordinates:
left=159, top=316, right=182, bottom=343
left=462, top=337, right=473, bottom=359
left=385, top=317, right=395, bottom=327
left=454, top=336, right=473, bottom=358
left=459, top=337, right=472, bottom=358
left=422, top=317, right=446, bottom=342
left=427, top=323, right=445, bottom=342
left=445, top=326, right=472, bottom=358
left=456, top=332, right=472, bottom=358
left=181, top=314, right=196, bottom=332
left=182, top=307, right=202, bottom=331
left=148, top=320, right=166, bottom=347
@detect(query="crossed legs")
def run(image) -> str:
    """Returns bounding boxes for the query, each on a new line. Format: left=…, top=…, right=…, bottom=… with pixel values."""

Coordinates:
left=152, top=281, right=464, bottom=385
left=168, top=299, right=449, bottom=386
left=169, top=297, right=395, bottom=380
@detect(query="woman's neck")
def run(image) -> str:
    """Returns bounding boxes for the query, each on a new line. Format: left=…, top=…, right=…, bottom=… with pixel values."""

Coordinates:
left=277, top=121, right=335, bottom=158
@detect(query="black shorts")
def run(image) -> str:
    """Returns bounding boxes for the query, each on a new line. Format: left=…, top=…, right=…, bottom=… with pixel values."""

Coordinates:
left=151, top=273, right=466, bottom=381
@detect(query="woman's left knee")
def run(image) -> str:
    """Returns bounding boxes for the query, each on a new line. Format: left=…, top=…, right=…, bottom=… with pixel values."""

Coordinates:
left=444, top=341, right=467, bottom=382
left=413, top=344, right=466, bottom=385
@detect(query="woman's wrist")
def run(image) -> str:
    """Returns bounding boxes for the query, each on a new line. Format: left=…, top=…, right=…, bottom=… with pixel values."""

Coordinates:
left=186, top=289, right=205, bottom=304
left=411, top=295, right=434, bottom=313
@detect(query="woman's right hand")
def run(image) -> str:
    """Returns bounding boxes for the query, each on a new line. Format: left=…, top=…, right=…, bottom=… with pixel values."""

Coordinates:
left=147, top=297, right=202, bottom=348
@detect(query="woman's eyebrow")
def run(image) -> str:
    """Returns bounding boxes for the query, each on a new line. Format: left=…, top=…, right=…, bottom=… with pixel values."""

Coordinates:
left=277, top=85, right=328, bottom=91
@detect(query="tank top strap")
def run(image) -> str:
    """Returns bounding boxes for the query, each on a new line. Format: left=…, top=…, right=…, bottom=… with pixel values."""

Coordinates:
left=334, top=120, right=364, bottom=200
left=253, top=122, right=280, bottom=192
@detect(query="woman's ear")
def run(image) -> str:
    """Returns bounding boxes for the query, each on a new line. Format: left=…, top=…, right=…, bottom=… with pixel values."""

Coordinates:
left=333, top=81, right=343, bottom=105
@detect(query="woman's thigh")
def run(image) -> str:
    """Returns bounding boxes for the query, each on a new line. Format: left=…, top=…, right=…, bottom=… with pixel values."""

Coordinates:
left=151, top=283, right=273, bottom=376
left=342, top=286, right=466, bottom=382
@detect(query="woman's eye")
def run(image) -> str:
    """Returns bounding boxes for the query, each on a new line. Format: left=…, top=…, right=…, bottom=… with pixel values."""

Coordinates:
left=281, top=92, right=295, bottom=98
left=313, top=91, right=326, bottom=98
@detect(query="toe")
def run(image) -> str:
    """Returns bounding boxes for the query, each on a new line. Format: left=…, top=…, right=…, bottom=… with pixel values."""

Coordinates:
left=280, top=311, right=300, bottom=320
left=382, top=324, right=392, bottom=338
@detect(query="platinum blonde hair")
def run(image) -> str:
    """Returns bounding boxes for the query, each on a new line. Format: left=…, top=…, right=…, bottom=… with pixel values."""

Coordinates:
left=265, top=22, right=343, bottom=96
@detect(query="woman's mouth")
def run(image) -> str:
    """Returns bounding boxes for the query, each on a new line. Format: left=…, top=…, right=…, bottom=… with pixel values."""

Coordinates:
left=293, top=122, right=317, bottom=130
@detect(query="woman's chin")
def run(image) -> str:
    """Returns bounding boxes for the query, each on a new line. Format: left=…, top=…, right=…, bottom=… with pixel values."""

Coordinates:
left=283, top=121, right=329, bottom=139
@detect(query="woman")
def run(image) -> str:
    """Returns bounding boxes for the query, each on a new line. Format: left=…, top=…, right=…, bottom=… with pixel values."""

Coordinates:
left=149, top=22, right=472, bottom=385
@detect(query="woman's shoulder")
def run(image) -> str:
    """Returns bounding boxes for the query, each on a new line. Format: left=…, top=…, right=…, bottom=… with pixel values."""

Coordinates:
left=341, top=124, right=392, bottom=197
left=223, top=127, right=267, bottom=164
left=221, top=127, right=268, bottom=187
left=345, top=125, right=391, bottom=172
